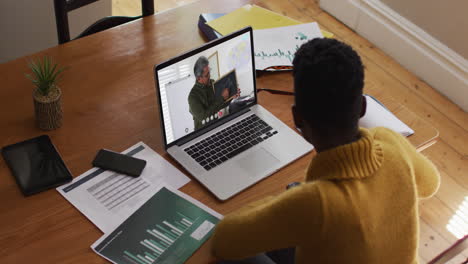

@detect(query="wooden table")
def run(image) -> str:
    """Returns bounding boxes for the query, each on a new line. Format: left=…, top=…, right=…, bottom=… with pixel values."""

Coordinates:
left=0, top=0, right=438, bottom=263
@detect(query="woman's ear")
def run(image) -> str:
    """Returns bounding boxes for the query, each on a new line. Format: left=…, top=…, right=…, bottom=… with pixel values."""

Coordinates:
left=360, top=95, right=367, bottom=118
left=292, top=105, right=303, bottom=133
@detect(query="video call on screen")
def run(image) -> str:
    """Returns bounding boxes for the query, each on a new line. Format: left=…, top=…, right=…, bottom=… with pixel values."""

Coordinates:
left=158, top=32, right=255, bottom=145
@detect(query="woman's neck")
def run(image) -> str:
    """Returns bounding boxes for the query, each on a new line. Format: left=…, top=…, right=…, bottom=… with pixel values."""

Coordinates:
left=314, top=130, right=362, bottom=153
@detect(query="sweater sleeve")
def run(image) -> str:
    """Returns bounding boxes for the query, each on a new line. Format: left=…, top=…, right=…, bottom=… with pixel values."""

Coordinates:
left=411, top=151, right=440, bottom=198
left=380, top=128, right=440, bottom=199
left=212, top=184, right=322, bottom=260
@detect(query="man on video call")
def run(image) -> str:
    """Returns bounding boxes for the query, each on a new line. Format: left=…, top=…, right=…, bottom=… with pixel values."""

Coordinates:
left=188, top=56, right=239, bottom=130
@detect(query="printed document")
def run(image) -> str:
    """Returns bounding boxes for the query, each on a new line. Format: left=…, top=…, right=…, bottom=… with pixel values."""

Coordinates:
left=57, top=142, right=190, bottom=233
left=253, top=22, right=323, bottom=70
left=92, top=185, right=222, bottom=264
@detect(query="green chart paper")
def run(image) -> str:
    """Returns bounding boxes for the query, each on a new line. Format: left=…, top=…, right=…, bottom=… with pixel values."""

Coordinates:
left=93, top=187, right=220, bottom=264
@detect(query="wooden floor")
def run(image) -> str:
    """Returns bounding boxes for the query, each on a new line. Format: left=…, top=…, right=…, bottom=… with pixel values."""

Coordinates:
left=113, top=0, right=468, bottom=262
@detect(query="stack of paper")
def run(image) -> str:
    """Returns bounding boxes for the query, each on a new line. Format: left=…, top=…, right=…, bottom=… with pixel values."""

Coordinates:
left=57, top=142, right=191, bottom=233
left=205, top=4, right=330, bottom=70
left=57, top=142, right=225, bottom=263
left=206, top=4, right=332, bottom=37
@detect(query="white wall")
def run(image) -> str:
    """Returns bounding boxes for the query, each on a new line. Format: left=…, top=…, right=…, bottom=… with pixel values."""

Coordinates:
left=380, top=0, right=468, bottom=59
left=320, top=0, right=468, bottom=112
left=0, top=0, right=111, bottom=63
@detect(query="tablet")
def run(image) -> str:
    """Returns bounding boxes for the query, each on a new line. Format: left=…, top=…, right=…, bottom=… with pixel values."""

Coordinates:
left=1, top=135, right=72, bottom=196
left=213, top=69, right=238, bottom=99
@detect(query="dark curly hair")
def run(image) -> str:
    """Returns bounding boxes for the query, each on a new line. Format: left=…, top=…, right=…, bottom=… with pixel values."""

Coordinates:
left=293, top=38, right=364, bottom=135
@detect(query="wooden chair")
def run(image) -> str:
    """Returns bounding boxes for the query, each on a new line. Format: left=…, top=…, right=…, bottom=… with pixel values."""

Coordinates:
left=53, top=0, right=154, bottom=44
left=428, top=235, right=468, bottom=264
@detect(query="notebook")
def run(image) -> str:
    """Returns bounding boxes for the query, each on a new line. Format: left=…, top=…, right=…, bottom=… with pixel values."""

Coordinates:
left=154, top=27, right=313, bottom=200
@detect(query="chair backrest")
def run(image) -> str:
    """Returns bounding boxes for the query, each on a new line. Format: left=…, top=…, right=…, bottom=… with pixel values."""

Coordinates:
left=53, top=0, right=154, bottom=44
left=428, top=235, right=467, bottom=264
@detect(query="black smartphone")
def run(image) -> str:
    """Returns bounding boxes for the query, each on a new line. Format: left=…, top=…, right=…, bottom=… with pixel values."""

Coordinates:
left=92, top=149, right=146, bottom=177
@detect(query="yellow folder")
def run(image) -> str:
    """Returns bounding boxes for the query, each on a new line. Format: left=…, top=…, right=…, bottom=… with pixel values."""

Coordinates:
left=206, top=4, right=333, bottom=38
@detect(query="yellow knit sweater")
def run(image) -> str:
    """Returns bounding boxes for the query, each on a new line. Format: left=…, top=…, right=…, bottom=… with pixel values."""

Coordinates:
left=213, top=127, right=440, bottom=263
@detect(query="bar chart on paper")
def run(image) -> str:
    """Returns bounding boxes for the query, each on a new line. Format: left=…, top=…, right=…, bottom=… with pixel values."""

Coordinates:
left=126, top=213, right=200, bottom=263
left=92, top=187, right=221, bottom=264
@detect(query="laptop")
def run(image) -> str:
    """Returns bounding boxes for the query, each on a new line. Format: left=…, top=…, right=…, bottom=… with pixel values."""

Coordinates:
left=154, top=27, right=313, bottom=200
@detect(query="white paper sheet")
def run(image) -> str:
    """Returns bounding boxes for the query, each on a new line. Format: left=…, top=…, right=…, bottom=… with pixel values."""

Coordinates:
left=253, top=22, right=323, bottom=70
left=57, top=142, right=190, bottom=233
left=359, top=95, right=414, bottom=136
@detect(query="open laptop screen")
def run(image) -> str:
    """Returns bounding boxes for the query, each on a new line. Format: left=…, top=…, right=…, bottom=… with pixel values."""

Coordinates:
left=155, top=28, right=256, bottom=146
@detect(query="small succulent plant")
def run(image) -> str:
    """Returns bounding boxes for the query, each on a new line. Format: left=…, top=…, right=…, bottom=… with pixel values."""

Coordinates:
left=26, top=56, right=66, bottom=96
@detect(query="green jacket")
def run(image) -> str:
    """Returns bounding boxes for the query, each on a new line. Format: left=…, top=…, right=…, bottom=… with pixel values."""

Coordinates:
left=188, top=80, right=228, bottom=130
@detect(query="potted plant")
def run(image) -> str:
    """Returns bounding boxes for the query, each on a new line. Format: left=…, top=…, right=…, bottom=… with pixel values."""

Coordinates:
left=26, top=56, right=66, bottom=130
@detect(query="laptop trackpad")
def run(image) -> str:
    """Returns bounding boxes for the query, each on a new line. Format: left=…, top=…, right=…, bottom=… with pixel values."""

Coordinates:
left=237, top=147, right=279, bottom=176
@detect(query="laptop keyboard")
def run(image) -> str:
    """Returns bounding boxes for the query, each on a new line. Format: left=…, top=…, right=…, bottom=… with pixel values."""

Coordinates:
left=184, top=114, right=278, bottom=171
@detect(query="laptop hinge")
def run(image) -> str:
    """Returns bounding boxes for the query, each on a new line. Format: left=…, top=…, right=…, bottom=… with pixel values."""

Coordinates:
left=176, top=107, right=251, bottom=147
